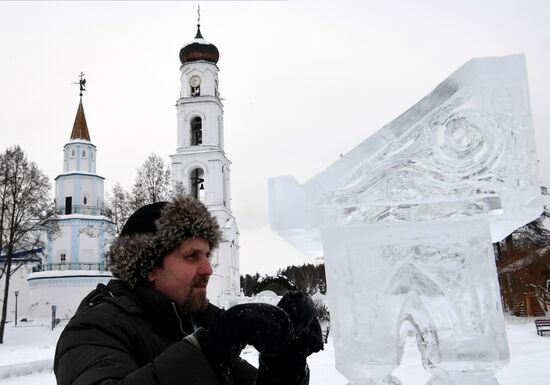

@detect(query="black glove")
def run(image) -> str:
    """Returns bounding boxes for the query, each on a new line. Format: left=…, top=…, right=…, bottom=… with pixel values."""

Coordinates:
left=277, top=291, right=319, bottom=336
left=192, top=303, right=294, bottom=379
left=256, top=292, right=325, bottom=384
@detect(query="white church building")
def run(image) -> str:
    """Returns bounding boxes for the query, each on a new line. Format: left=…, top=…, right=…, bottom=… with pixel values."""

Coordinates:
left=171, top=24, right=241, bottom=302
left=25, top=93, right=113, bottom=320
left=6, top=23, right=241, bottom=323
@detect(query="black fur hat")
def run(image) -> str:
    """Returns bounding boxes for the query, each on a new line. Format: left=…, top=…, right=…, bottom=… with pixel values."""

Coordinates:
left=108, top=195, right=221, bottom=288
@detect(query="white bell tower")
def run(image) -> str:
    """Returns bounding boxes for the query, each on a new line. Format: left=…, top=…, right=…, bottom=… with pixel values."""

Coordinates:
left=27, top=75, right=113, bottom=320
left=170, top=24, right=240, bottom=302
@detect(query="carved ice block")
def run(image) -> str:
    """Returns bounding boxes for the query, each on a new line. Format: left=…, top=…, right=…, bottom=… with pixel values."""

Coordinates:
left=269, top=55, right=542, bottom=385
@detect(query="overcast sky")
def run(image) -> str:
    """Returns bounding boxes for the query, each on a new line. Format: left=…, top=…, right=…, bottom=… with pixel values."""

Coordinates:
left=1, top=0, right=549, bottom=275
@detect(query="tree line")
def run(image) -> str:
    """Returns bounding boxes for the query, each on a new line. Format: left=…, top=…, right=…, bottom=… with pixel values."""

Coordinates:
left=240, top=263, right=327, bottom=297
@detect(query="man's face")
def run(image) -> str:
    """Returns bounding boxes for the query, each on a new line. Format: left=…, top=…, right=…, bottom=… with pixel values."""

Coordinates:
left=147, top=238, right=213, bottom=313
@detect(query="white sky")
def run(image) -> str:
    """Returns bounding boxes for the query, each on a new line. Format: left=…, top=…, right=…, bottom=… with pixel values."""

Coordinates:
left=1, top=0, right=549, bottom=275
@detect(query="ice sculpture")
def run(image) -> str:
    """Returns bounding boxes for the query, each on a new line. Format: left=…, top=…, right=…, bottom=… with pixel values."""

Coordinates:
left=268, top=54, right=542, bottom=385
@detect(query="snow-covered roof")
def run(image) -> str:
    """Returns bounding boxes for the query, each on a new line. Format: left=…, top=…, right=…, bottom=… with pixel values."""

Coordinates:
left=27, top=270, right=112, bottom=280
left=182, top=37, right=213, bottom=47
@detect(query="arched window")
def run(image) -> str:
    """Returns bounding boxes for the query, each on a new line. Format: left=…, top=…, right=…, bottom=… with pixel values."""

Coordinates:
left=190, top=168, right=205, bottom=202
left=191, top=117, right=202, bottom=146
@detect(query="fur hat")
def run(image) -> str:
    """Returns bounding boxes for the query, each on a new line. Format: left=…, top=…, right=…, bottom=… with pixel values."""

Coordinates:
left=108, top=195, right=221, bottom=288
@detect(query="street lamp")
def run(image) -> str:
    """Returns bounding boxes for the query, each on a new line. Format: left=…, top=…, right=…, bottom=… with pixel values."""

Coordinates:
left=14, top=291, right=19, bottom=327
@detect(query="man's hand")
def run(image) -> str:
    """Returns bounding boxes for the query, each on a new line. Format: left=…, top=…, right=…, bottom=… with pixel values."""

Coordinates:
left=191, top=303, right=294, bottom=378
left=256, top=292, right=325, bottom=384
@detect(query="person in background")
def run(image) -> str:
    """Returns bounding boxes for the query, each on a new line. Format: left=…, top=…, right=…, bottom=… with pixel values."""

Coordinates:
left=54, top=195, right=323, bottom=385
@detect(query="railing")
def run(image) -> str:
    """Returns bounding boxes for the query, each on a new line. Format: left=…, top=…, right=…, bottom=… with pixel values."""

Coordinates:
left=32, top=262, right=110, bottom=272
left=56, top=205, right=109, bottom=216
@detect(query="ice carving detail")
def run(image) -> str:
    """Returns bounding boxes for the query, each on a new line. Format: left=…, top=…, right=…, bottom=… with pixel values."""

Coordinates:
left=269, top=54, right=542, bottom=385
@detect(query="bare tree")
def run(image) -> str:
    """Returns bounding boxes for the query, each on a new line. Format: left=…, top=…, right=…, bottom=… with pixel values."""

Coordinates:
left=105, top=182, right=132, bottom=235
left=0, top=146, right=55, bottom=343
left=105, top=154, right=186, bottom=235
left=130, top=153, right=171, bottom=210
left=170, top=179, right=187, bottom=199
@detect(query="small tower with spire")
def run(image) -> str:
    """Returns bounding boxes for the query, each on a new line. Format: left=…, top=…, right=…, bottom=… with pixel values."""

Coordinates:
left=57, top=73, right=102, bottom=215
left=171, top=16, right=241, bottom=303
left=27, top=74, right=112, bottom=319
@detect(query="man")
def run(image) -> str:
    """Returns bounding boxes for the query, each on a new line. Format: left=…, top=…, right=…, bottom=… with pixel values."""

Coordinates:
left=54, top=195, right=323, bottom=385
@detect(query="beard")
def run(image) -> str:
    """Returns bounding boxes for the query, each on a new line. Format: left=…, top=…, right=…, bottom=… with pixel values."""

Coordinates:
left=180, top=275, right=209, bottom=314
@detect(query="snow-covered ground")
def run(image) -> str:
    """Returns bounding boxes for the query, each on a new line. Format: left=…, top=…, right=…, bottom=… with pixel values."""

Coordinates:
left=0, top=317, right=549, bottom=384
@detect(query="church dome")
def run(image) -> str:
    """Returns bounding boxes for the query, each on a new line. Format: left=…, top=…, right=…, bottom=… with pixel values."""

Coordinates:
left=179, top=25, right=219, bottom=65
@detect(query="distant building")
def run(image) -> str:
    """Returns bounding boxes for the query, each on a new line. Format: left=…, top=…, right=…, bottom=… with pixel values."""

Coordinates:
left=26, top=95, right=113, bottom=320
left=171, top=24, right=241, bottom=303
left=0, top=249, right=42, bottom=323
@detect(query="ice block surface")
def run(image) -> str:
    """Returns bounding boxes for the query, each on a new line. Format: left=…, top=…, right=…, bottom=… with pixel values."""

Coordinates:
left=269, top=55, right=542, bottom=385
left=269, top=54, right=542, bottom=256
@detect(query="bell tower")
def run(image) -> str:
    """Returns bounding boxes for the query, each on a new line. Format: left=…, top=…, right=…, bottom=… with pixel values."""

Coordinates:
left=27, top=74, right=113, bottom=320
left=170, top=23, right=240, bottom=302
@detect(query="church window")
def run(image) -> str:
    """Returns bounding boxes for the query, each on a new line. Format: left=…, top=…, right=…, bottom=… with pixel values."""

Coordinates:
left=71, top=149, right=75, bottom=158
left=82, top=150, right=86, bottom=158
left=60, top=253, right=66, bottom=262
left=190, top=168, right=205, bottom=202
left=191, top=85, right=200, bottom=96
left=65, top=196, right=72, bottom=215
left=191, top=117, right=202, bottom=145
left=83, top=196, right=87, bottom=205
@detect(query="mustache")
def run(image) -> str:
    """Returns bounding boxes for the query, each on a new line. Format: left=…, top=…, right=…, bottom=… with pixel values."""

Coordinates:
left=191, top=276, right=209, bottom=288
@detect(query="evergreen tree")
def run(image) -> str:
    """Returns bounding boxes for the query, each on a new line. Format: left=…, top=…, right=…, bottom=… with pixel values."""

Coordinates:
left=278, top=263, right=326, bottom=295
left=240, top=273, right=261, bottom=297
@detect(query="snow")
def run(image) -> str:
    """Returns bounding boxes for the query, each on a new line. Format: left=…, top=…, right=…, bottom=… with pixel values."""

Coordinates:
left=56, top=171, right=101, bottom=177
left=0, top=317, right=549, bottom=384
left=54, top=214, right=111, bottom=221
left=27, top=270, right=112, bottom=279
left=183, top=38, right=214, bottom=47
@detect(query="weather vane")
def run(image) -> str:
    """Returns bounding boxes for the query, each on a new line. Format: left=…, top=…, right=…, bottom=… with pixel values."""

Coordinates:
left=73, top=72, right=86, bottom=99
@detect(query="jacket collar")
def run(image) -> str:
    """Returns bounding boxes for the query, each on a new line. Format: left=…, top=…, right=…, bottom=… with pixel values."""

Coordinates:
left=106, top=279, right=193, bottom=339
left=105, top=279, right=224, bottom=338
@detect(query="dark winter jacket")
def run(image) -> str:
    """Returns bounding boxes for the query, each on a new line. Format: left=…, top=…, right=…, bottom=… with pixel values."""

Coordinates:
left=54, top=279, right=258, bottom=385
